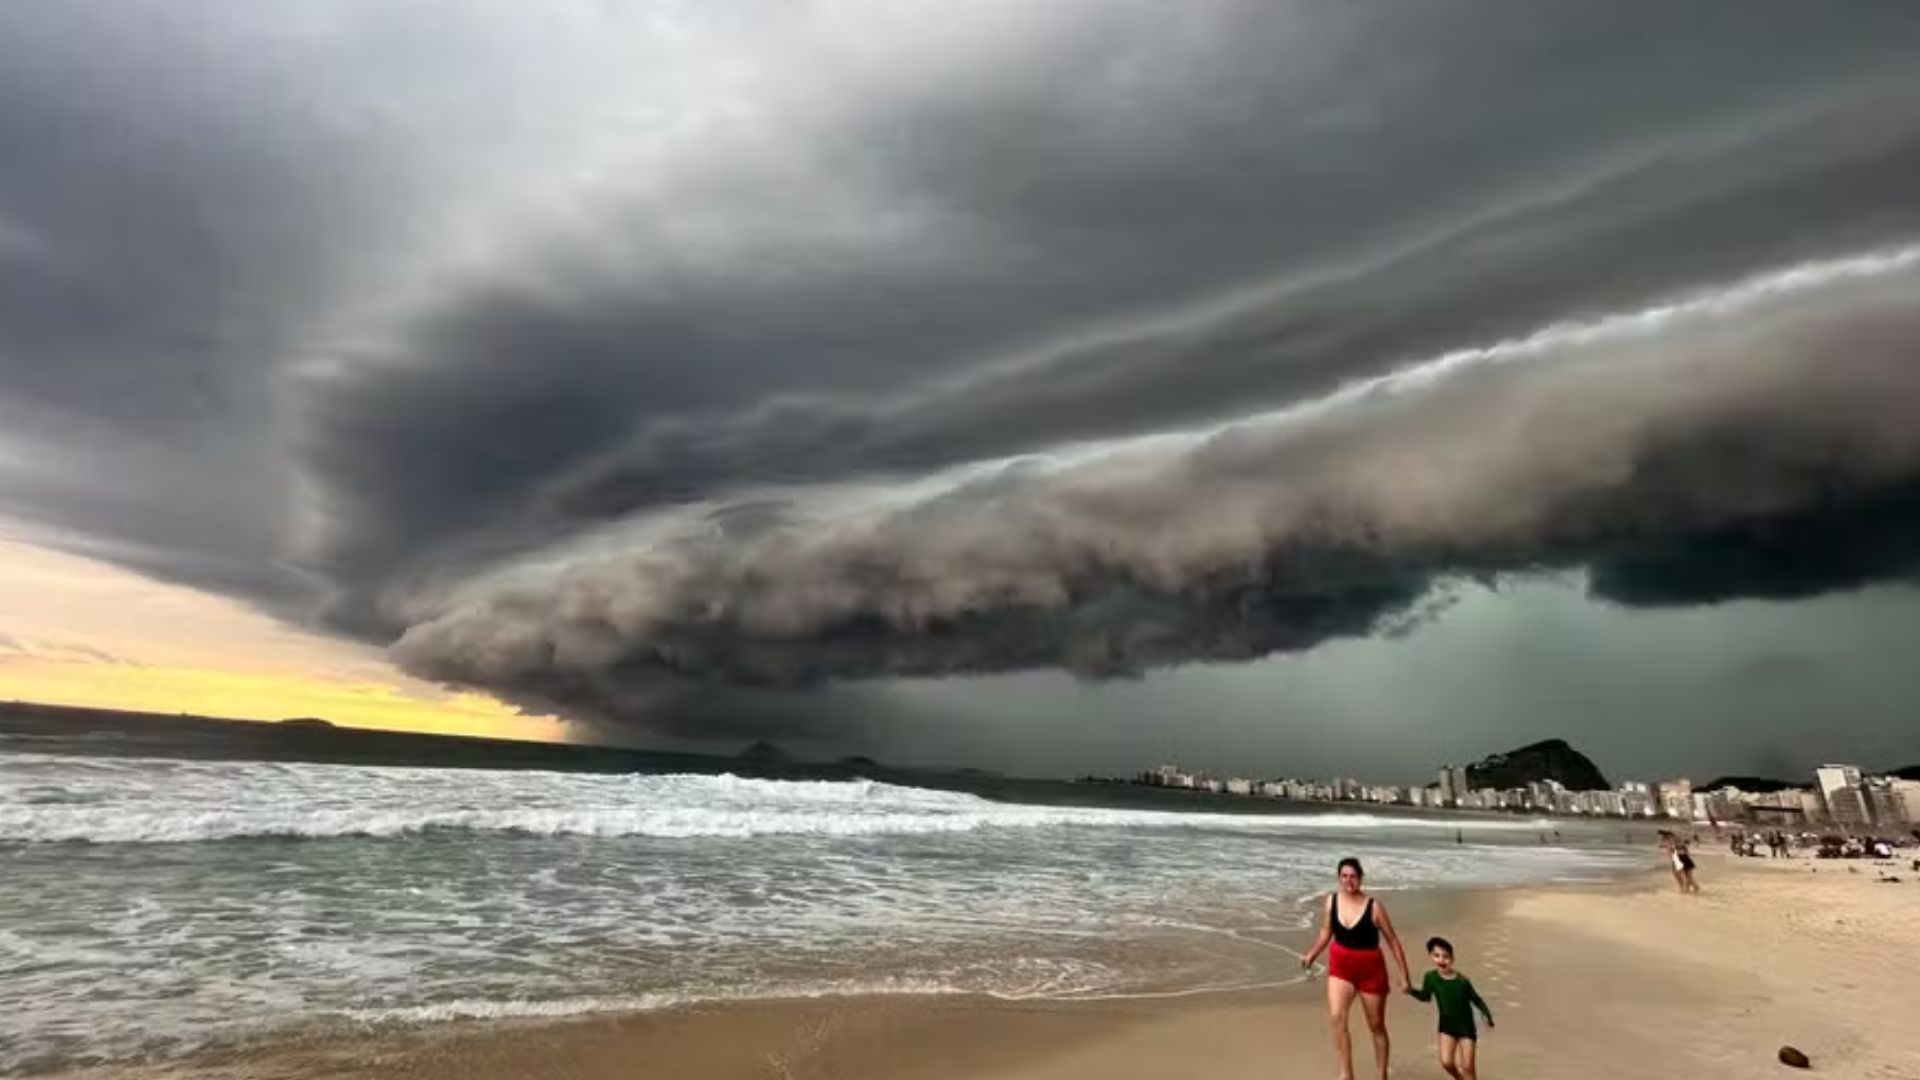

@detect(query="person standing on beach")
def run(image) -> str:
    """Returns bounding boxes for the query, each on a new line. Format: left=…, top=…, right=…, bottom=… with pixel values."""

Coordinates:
left=1675, top=839, right=1700, bottom=893
left=1406, top=936, right=1494, bottom=1080
left=1300, top=857, right=1413, bottom=1080
left=1659, top=833, right=1701, bottom=893
left=1658, top=832, right=1685, bottom=893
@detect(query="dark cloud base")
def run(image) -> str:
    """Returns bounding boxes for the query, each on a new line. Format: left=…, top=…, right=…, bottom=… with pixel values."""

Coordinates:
left=392, top=253, right=1920, bottom=728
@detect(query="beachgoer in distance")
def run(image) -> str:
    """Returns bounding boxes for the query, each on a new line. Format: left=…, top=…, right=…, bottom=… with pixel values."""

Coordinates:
left=1300, top=857, right=1413, bottom=1080
left=1676, top=839, right=1700, bottom=893
left=1658, top=832, right=1688, bottom=894
left=1660, top=834, right=1701, bottom=894
left=1406, top=936, right=1494, bottom=1080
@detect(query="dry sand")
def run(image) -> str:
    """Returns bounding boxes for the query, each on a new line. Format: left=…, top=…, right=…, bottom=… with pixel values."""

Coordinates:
left=51, top=851, right=1920, bottom=1080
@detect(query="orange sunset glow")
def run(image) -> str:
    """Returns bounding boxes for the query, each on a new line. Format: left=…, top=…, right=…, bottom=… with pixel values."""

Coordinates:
left=0, top=537, right=569, bottom=742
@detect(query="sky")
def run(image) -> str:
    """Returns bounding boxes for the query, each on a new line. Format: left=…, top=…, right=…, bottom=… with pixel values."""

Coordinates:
left=5, top=1, right=1920, bottom=781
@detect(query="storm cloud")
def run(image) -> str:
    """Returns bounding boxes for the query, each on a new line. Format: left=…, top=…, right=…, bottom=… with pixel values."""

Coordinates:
left=5, top=0, right=1920, bottom=767
left=390, top=249, right=1920, bottom=706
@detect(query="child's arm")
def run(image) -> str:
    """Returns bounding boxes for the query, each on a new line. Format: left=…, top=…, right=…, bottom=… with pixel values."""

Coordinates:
left=1404, top=970, right=1435, bottom=1001
left=1467, top=979, right=1494, bottom=1027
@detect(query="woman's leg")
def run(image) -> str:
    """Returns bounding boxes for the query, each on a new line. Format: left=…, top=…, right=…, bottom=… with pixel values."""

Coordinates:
left=1326, top=977, right=1358, bottom=1080
left=1358, top=990, right=1391, bottom=1080
left=1437, top=1033, right=1461, bottom=1079
left=1458, top=1035, right=1479, bottom=1080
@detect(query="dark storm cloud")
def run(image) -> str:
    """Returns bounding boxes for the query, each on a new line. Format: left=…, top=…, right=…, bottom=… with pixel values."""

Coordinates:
left=0, top=1, right=441, bottom=606
left=295, top=1, right=1920, bottom=638
left=4, top=1, right=1920, bottom=752
left=393, top=252, right=1920, bottom=714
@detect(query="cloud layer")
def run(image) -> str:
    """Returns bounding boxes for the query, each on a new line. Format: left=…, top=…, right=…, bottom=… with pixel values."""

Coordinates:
left=391, top=249, right=1920, bottom=716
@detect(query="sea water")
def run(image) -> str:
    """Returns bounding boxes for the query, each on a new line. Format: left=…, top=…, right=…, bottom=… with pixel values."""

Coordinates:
left=0, top=750, right=1635, bottom=1073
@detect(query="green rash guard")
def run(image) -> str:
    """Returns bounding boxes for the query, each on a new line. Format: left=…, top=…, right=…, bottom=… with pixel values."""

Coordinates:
left=1408, top=970, right=1493, bottom=1038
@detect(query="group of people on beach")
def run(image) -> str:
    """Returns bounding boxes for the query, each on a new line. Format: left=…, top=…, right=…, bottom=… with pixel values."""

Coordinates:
left=1730, top=829, right=1793, bottom=858
left=1730, top=828, right=1908, bottom=860
left=1298, top=857, right=1495, bottom=1080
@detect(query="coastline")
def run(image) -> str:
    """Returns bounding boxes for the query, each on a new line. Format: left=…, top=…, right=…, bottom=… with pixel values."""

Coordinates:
left=41, top=852, right=1920, bottom=1079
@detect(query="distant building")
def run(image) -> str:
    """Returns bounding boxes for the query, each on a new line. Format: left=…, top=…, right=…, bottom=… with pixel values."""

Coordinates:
left=1591, top=790, right=1626, bottom=817
left=1891, top=779, right=1920, bottom=826
left=1864, top=779, right=1907, bottom=828
left=1815, top=764, right=1863, bottom=798
left=1619, top=781, right=1655, bottom=818
left=1659, top=778, right=1694, bottom=821
left=1816, top=764, right=1872, bottom=830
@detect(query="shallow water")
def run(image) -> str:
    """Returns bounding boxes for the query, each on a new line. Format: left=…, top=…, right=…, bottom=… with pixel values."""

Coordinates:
left=0, top=750, right=1635, bottom=1074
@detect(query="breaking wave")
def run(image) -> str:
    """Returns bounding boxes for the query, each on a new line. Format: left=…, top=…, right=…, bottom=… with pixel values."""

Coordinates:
left=0, top=752, right=1533, bottom=844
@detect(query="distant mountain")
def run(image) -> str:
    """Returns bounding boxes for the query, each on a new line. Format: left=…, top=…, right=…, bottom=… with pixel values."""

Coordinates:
left=1699, top=775, right=1799, bottom=793
left=279, top=717, right=336, bottom=729
left=1895, top=764, right=1920, bottom=781
left=1465, top=738, right=1609, bottom=792
left=736, top=740, right=792, bottom=765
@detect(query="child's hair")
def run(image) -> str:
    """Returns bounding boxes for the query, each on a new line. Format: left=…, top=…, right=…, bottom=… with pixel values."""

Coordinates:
left=1337, top=857, right=1364, bottom=877
left=1425, top=936, right=1454, bottom=956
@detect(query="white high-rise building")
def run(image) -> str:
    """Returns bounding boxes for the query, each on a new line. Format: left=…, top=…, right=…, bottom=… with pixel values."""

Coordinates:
left=1815, top=764, right=1863, bottom=801
left=1660, top=778, right=1694, bottom=821
left=1892, top=779, right=1920, bottom=826
left=1619, top=781, right=1655, bottom=818
left=1816, top=764, right=1872, bottom=830
left=1864, top=780, right=1907, bottom=827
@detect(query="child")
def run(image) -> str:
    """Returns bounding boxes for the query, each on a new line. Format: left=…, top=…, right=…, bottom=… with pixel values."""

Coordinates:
left=1405, top=936, right=1494, bottom=1080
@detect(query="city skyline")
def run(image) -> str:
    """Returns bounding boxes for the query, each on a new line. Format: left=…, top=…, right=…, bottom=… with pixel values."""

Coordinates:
left=1125, top=758, right=1920, bottom=830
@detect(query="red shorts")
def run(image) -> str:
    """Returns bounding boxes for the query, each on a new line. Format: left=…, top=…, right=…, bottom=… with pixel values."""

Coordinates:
left=1327, top=942, right=1390, bottom=995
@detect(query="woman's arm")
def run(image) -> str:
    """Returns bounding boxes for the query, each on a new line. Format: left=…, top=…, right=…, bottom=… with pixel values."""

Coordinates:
left=1300, top=895, right=1334, bottom=968
left=1374, top=900, right=1412, bottom=989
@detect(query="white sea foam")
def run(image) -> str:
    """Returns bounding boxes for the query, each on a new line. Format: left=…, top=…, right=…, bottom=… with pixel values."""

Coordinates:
left=339, top=977, right=973, bottom=1027
left=0, top=752, right=1535, bottom=844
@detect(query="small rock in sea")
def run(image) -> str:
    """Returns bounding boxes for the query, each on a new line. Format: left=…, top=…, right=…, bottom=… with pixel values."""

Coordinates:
left=1778, top=1046, right=1810, bottom=1069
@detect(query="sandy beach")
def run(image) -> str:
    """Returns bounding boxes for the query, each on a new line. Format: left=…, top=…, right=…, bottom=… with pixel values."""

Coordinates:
left=45, top=849, right=1920, bottom=1080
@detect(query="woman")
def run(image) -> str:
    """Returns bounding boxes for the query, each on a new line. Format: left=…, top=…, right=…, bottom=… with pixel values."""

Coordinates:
left=1301, top=857, right=1412, bottom=1080
left=1659, top=832, right=1700, bottom=894
left=1675, top=839, right=1700, bottom=893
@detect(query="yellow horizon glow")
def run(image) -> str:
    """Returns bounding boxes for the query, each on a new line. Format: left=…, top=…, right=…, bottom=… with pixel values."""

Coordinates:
left=0, top=536, right=570, bottom=743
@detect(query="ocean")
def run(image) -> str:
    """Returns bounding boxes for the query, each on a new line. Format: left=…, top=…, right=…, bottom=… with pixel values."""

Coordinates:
left=0, top=748, right=1637, bottom=1075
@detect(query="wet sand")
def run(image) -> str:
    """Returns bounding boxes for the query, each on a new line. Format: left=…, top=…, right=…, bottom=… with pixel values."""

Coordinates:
left=48, top=851, right=1920, bottom=1080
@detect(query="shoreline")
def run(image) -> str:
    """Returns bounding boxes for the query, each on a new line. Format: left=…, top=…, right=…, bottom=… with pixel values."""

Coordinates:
left=28, top=879, right=1519, bottom=1080
left=41, top=853, right=1920, bottom=1079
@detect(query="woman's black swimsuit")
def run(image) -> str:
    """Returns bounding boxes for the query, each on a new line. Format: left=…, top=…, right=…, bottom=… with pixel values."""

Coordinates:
left=1329, top=896, right=1380, bottom=949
